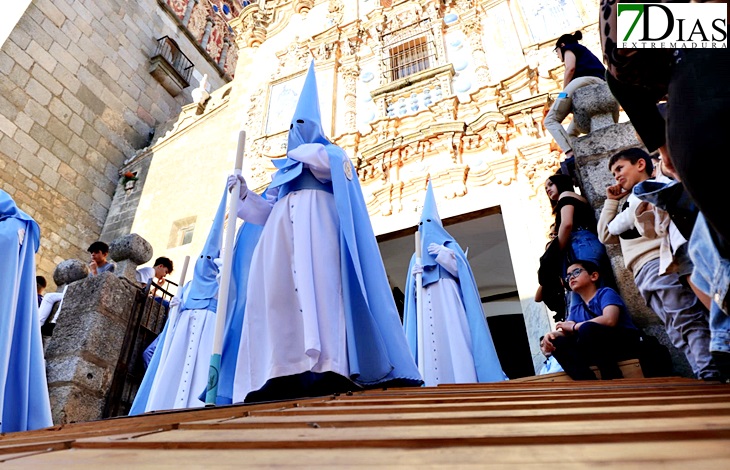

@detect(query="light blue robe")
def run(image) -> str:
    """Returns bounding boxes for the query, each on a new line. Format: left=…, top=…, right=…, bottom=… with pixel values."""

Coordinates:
left=403, top=182, right=506, bottom=383
left=130, top=188, right=228, bottom=414
left=208, top=61, right=421, bottom=404
left=0, top=190, right=53, bottom=432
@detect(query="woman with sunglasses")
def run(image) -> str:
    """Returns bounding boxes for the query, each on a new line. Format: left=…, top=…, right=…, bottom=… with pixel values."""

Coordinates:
left=543, top=30, right=609, bottom=178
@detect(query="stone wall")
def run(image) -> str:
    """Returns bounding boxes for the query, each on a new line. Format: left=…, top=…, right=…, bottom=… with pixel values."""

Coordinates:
left=0, top=0, right=230, bottom=290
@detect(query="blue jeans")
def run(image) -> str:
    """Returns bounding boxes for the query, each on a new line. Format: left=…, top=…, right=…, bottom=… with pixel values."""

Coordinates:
left=689, top=213, right=730, bottom=355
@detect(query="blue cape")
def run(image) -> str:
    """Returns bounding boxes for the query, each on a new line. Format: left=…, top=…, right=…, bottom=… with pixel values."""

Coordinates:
left=403, top=182, right=506, bottom=382
left=0, top=190, right=53, bottom=431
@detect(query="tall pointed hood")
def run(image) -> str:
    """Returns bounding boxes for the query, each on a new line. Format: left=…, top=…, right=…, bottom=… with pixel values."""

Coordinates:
left=418, top=180, right=453, bottom=255
left=287, top=60, right=329, bottom=149
left=0, top=190, right=39, bottom=251
left=182, top=187, right=228, bottom=310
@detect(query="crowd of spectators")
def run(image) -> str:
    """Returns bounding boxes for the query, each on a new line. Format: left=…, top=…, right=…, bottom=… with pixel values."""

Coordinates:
left=537, top=14, right=728, bottom=381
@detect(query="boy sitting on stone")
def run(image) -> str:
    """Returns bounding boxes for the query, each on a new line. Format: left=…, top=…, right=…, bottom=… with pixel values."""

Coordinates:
left=541, top=260, right=641, bottom=380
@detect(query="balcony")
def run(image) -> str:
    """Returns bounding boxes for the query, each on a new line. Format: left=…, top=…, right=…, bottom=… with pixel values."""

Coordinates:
left=149, top=36, right=194, bottom=96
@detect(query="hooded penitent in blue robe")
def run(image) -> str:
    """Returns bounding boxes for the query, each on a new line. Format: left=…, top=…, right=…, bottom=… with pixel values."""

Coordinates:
left=211, top=61, right=421, bottom=404
left=129, top=188, right=228, bottom=415
left=0, top=190, right=53, bottom=432
left=403, top=182, right=506, bottom=384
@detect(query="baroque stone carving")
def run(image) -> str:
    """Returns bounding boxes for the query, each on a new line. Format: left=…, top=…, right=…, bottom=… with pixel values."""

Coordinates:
left=341, top=64, right=360, bottom=132
left=486, top=122, right=505, bottom=153
left=519, top=150, right=562, bottom=197
left=236, top=3, right=270, bottom=48
left=462, top=17, right=491, bottom=85
left=293, top=0, right=314, bottom=15
left=326, top=0, right=345, bottom=26
left=272, top=36, right=312, bottom=80
left=188, top=4, right=207, bottom=41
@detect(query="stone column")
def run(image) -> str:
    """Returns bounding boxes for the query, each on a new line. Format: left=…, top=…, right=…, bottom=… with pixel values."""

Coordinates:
left=571, top=88, right=693, bottom=378
left=218, top=37, right=231, bottom=69
left=462, top=16, right=491, bottom=86
left=201, top=16, right=214, bottom=50
left=182, top=0, right=200, bottom=27
left=109, top=233, right=153, bottom=283
left=341, top=64, right=360, bottom=133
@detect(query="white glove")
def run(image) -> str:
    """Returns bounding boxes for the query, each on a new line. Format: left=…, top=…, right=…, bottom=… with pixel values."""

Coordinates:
left=169, top=295, right=182, bottom=309
left=227, top=174, right=248, bottom=201
left=411, top=263, right=424, bottom=278
left=428, top=243, right=458, bottom=277
left=214, top=257, right=224, bottom=284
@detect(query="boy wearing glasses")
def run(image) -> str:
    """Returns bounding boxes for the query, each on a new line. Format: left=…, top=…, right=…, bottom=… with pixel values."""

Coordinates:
left=541, top=260, right=641, bottom=380
left=597, top=148, right=719, bottom=380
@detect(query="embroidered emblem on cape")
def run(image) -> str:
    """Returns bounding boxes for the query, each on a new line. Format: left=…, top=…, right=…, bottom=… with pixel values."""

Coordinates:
left=344, top=160, right=353, bottom=181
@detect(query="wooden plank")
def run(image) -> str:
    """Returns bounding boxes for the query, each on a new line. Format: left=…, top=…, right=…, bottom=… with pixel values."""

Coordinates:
left=4, top=440, right=730, bottom=468
left=0, top=439, right=71, bottom=455
left=301, top=387, right=730, bottom=407
left=509, top=359, right=645, bottom=382
left=177, top=402, right=730, bottom=429
left=0, top=397, right=329, bottom=445
left=70, top=416, right=730, bottom=449
left=243, top=394, right=730, bottom=416
left=349, top=387, right=725, bottom=401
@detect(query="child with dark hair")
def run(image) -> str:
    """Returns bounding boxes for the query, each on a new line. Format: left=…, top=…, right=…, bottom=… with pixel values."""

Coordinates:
left=541, top=260, right=641, bottom=380
left=135, top=257, right=174, bottom=287
left=36, top=276, right=46, bottom=306
left=598, top=148, right=720, bottom=380
left=87, top=241, right=116, bottom=276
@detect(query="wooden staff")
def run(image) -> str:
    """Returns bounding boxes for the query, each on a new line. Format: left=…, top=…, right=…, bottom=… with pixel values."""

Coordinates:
left=206, top=130, right=245, bottom=406
left=177, top=255, right=190, bottom=289
left=415, top=230, right=425, bottom=379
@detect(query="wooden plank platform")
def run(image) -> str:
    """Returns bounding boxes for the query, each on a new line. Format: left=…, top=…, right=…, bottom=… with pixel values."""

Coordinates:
left=1, top=377, right=729, bottom=468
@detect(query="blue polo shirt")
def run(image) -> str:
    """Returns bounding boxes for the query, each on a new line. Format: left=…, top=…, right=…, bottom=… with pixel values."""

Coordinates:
left=568, top=287, right=638, bottom=330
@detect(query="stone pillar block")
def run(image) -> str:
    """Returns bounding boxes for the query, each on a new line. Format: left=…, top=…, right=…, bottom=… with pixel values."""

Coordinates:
left=572, top=83, right=620, bottom=135
left=52, top=259, right=90, bottom=290
left=45, top=273, right=138, bottom=424
left=109, top=233, right=153, bottom=282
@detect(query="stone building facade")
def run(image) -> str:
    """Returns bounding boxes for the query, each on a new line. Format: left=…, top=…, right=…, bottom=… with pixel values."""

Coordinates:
left=0, top=0, right=242, bottom=289
left=107, top=0, right=607, bottom=373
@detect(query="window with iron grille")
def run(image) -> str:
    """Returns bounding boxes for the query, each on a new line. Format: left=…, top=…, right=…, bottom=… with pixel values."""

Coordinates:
left=381, top=19, right=438, bottom=82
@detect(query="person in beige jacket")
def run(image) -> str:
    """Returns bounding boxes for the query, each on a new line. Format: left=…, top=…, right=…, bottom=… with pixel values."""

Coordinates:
left=597, top=148, right=719, bottom=380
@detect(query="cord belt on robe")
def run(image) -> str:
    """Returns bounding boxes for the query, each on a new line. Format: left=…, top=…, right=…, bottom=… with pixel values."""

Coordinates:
left=421, top=264, right=457, bottom=287
left=277, top=168, right=333, bottom=199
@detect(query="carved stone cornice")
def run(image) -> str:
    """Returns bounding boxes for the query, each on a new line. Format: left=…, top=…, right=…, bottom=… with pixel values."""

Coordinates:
left=498, top=93, right=550, bottom=118
left=370, top=64, right=455, bottom=100
left=293, top=0, right=314, bottom=15
left=230, top=3, right=270, bottom=48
